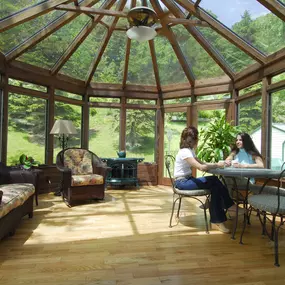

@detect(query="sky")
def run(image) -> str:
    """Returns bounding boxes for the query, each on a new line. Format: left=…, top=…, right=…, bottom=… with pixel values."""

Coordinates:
left=198, top=0, right=270, bottom=28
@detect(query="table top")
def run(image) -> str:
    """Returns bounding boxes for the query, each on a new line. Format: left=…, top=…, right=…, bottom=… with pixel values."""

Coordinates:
left=208, top=167, right=285, bottom=179
left=101, top=157, right=144, bottom=162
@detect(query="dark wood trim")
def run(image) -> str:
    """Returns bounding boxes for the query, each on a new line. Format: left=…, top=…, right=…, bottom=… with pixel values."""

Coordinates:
left=54, top=95, right=85, bottom=105
left=56, top=4, right=128, bottom=17
left=122, top=38, right=131, bottom=89
left=7, top=61, right=86, bottom=95
left=88, top=102, right=121, bottom=108
left=1, top=74, right=8, bottom=164
left=261, top=77, right=270, bottom=167
left=47, top=86, right=55, bottom=165
left=267, top=79, right=285, bottom=93
left=157, top=103, right=164, bottom=185
left=0, top=0, right=74, bottom=32
left=8, top=85, right=48, bottom=99
left=89, top=82, right=158, bottom=93
left=149, top=40, right=161, bottom=92
left=163, top=106, right=188, bottom=112
left=174, top=0, right=266, bottom=64
left=120, top=96, right=126, bottom=151
left=235, top=89, right=261, bottom=103
left=257, top=0, right=285, bottom=22
left=82, top=94, right=89, bottom=149
left=126, top=103, right=158, bottom=110
left=164, top=17, right=209, bottom=27
left=234, top=48, right=285, bottom=88
left=87, top=89, right=158, bottom=99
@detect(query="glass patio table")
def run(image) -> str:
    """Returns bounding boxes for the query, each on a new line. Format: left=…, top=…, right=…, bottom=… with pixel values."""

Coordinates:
left=207, top=167, right=285, bottom=239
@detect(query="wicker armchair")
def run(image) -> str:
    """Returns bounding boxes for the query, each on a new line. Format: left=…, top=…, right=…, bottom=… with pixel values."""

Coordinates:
left=55, top=148, right=110, bottom=206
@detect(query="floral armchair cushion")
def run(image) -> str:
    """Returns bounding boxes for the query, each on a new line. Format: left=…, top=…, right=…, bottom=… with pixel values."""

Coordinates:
left=63, top=149, right=93, bottom=175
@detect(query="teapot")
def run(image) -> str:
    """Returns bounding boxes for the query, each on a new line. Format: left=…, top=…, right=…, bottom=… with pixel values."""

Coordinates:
left=117, top=150, right=126, bottom=158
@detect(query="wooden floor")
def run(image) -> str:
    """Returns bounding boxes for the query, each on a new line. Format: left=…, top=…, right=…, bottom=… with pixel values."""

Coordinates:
left=0, top=186, right=284, bottom=285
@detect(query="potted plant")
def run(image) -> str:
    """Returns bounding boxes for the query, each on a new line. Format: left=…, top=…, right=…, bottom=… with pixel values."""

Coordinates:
left=197, top=114, right=241, bottom=163
left=19, top=154, right=39, bottom=169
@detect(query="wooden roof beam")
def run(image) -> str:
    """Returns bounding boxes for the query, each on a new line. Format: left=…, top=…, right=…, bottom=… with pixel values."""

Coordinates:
left=85, top=0, right=127, bottom=86
left=5, top=0, right=101, bottom=62
left=0, top=0, right=74, bottom=33
left=174, top=0, right=267, bottom=64
left=150, top=0, right=195, bottom=85
left=51, top=0, right=116, bottom=75
left=194, top=0, right=202, bottom=8
left=163, top=17, right=209, bottom=26
left=257, top=0, right=285, bottom=22
left=122, top=0, right=136, bottom=89
left=122, top=39, right=131, bottom=88
left=149, top=40, right=162, bottom=92
left=56, top=4, right=128, bottom=17
left=161, top=0, right=235, bottom=79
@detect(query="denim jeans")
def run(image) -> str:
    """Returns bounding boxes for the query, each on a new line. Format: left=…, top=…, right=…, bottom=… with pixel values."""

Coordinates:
left=174, top=176, right=234, bottom=223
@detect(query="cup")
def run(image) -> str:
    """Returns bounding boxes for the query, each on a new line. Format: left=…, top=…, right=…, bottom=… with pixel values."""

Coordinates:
left=231, top=159, right=238, bottom=167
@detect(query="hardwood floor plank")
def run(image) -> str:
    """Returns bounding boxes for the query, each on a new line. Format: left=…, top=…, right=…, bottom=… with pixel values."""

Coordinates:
left=0, top=186, right=284, bottom=285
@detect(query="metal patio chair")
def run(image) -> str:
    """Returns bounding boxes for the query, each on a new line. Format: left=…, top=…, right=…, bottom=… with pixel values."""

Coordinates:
left=165, top=155, right=211, bottom=233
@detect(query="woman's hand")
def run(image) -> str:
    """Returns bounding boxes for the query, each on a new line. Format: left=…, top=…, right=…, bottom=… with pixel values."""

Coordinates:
left=232, top=162, right=247, bottom=168
left=224, top=159, right=232, bottom=167
left=217, top=161, right=225, bottom=168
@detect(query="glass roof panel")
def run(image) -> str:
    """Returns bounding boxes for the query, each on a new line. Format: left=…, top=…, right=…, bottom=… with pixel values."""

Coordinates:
left=197, top=26, right=256, bottom=73
left=91, top=0, right=106, bottom=8
left=0, top=10, right=65, bottom=54
left=127, top=39, right=156, bottom=85
left=92, top=31, right=126, bottom=84
left=17, top=14, right=91, bottom=69
left=200, top=0, right=285, bottom=55
left=0, top=0, right=47, bottom=19
left=172, top=25, right=225, bottom=79
left=60, top=24, right=108, bottom=80
left=154, top=35, right=187, bottom=85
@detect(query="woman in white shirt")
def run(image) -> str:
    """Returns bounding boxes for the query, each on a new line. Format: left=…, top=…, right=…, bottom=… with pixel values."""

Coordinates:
left=174, top=126, right=240, bottom=233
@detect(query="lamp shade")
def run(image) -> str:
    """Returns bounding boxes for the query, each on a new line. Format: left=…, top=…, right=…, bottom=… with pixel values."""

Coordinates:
left=50, top=120, right=77, bottom=135
left=126, top=26, right=157, bottom=42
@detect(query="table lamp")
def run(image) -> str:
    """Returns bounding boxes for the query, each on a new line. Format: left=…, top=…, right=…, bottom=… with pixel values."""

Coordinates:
left=50, top=119, right=77, bottom=150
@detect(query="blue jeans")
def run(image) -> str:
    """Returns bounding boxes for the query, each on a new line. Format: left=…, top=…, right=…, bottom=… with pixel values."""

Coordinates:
left=174, top=176, right=234, bottom=223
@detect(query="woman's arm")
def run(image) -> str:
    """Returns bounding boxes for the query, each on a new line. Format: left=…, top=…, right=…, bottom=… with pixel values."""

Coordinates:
left=233, top=155, right=264, bottom=168
left=185, top=157, right=223, bottom=172
left=225, top=151, right=236, bottom=166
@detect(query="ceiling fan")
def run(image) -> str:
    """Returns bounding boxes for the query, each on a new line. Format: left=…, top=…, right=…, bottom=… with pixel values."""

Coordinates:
left=126, top=6, right=159, bottom=42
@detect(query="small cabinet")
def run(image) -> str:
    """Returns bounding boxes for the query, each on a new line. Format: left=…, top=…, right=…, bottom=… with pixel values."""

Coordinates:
left=101, top=158, right=144, bottom=188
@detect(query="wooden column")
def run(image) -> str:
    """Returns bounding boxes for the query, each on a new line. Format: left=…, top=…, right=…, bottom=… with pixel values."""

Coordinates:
left=82, top=93, right=89, bottom=149
left=1, top=73, right=8, bottom=164
left=261, top=77, right=270, bottom=167
left=226, top=88, right=237, bottom=124
left=120, top=96, right=126, bottom=151
left=156, top=96, right=164, bottom=185
left=47, top=85, right=55, bottom=165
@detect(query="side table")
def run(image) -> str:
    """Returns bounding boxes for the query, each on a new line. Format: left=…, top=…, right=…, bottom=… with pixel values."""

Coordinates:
left=34, top=164, right=61, bottom=194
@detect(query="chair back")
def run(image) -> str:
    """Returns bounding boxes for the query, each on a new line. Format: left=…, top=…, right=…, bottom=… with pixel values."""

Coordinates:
left=56, top=148, right=103, bottom=175
left=63, top=149, right=93, bottom=175
left=165, top=155, right=176, bottom=190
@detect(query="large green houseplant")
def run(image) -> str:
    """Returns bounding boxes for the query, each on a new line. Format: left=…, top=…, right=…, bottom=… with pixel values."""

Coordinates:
left=197, top=115, right=241, bottom=163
